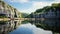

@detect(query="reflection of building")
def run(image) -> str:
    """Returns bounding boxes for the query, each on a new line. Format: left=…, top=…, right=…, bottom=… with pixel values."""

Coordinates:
left=0, top=0, right=21, bottom=18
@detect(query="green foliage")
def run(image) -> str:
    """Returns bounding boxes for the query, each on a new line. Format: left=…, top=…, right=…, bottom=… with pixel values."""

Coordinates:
left=1, top=1, right=5, bottom=7
left=0, top=14, right=7, bottom=18
left=52, top=3, right=60, bottom=7
left=21, top=13, right=29, bottom=18
left=24, top=3, right=60, bottom=18
left=0, top=16, right=7, bottom=18
left=0, top=21, right=7, bottom=25
left=21, top=20, right=29, bottom=24
left=34, top=9, right=43, bottom=13
left=34, top=3, right=60, bottom=14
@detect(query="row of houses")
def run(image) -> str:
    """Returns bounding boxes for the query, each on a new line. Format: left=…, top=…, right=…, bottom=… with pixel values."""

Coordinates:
left=0, top=0, right=21, bottom=18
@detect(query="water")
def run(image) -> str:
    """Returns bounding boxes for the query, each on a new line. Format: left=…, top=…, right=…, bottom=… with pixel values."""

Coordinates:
left=9, top=23, right=52, bottom=34
left=0, top=19, right=60, bottom=34
left=0, top=20, right=52, bottom=34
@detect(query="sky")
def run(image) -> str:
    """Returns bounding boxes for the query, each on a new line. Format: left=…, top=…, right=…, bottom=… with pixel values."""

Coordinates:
left=3, top=0, right=60, bottom=14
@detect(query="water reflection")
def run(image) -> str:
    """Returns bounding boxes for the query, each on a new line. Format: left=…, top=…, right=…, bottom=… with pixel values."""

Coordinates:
left=0, top=20, right=21, bottom=34
left=9, top=23, right=52, bottom=34
left=9, top=23, right=33, bottom=34
left=28, top=18, right=60, bottom=33
left=0, top=21, right=14, bottom=34
left=0, top=20, right=52, bottom=34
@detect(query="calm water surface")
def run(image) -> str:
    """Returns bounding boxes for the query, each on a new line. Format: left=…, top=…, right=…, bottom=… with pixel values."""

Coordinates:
left=1, top=20, right=57, bottom=34
left=9, top=23, right=52, bottom=34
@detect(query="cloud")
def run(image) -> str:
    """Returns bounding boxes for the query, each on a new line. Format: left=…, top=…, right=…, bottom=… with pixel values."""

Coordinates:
left=32, top=2, right=52, bottom=9
left=19, top=8, right=35, bottom=14
left=32, top=0, right=60, bottom=9
left=18, top=2, right=55, bottom=14
left=9, top=0, right=29, bottom=3
left=54, top=0, right=60, bottom=2
left=48, top=0, right=60, bottom=3
left=19, top=2, right=51, bottom=13
left=20, top=1, right=60, bottom=14
left=14, top=0, right=60, bottom=14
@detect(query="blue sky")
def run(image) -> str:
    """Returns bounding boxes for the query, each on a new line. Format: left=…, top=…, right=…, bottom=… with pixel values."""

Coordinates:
left=3, top=0, right=60, bottom=14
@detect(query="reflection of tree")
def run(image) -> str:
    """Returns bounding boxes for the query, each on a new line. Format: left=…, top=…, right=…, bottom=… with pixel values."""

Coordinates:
left=0, top=21, right=7, bottom=24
